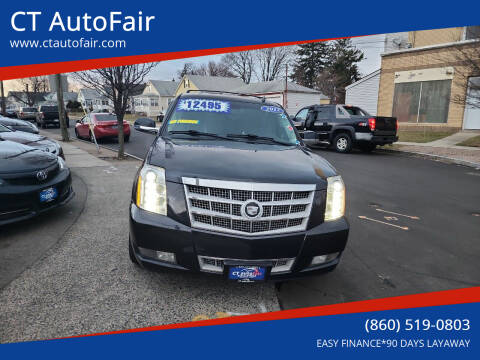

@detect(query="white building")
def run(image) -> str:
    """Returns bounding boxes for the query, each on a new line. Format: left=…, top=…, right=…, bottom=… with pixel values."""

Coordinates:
left=134, top=80, right=178, bottom=116
left=78, top=88, right=112, bottom=112
left=233, top=80, right=329, bottom=115
left=345, top=69, right=381, bottom=115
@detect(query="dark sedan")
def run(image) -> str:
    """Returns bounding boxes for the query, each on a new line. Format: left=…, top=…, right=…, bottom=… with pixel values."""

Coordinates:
left=0, top=116, right=39, bottom=134
left=0, top=140, right=74, bottom=226
left=0, top=124, right=64, bottom=159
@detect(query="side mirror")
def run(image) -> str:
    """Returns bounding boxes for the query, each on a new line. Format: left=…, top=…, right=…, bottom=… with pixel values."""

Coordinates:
left=134, top=118, right=157, bottom=134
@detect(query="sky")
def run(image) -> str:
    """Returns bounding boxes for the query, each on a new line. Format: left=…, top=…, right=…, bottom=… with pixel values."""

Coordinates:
left=146, top=34, right=386, bottom=81
left=3, top=34, right=386, bottom=92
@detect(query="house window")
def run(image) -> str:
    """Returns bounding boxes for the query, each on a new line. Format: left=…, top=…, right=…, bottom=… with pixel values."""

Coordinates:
left=150, top=98, right=159, bottom=107
left=102, top=100, right=108, bottom=106
left=465, top=26, right=480, bottom=40
left=392, top=80, right=451, bottom=123
left=184, top=79, right=190, bottom=88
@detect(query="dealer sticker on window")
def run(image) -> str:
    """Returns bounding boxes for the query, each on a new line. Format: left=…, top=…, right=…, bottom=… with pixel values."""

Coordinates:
left=177, top=99, right=230, bottom=113
left=261, top=105, right=283, bottom=113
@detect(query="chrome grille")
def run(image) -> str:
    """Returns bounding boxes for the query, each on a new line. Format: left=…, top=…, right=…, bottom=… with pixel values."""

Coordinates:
left=184, top=178, right=315, bottom=236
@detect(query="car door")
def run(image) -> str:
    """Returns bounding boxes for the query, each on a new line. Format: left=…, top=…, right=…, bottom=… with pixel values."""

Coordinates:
left=293, top=108, right=309, bottom=129
left=78, top=115, right=90, bottom=137
left=312, top=107, right=335, bottom=141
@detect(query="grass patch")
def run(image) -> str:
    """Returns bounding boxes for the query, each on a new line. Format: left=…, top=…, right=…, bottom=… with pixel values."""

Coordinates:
left=456, top=135, right=480, bottom=147
left=397, top=130, right=456, bottom=143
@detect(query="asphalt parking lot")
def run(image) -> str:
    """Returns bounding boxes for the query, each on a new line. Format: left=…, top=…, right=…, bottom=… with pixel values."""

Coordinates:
left=1, top=125, right=479, bottom=342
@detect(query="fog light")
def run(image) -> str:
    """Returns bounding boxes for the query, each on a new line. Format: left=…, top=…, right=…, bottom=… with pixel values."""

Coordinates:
left=310, top=252, right=339, bottom=266
left=139, top=247, right=176, bottom=263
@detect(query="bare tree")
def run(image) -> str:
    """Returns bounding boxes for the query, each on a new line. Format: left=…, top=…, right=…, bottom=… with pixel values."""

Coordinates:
left=177, top=61, right=234, bottom=78
left=253, top=47, right=292, bottom=82
left=73, top=64, right=157, bottom=159
left=11, top=76, right=49, bottom=106
left=453, top=42, right=480, bottom=108
left=221, top=51, right=255, bottom=83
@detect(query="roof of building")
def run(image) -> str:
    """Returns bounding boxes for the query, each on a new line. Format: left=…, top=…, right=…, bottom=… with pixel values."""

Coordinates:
left=148, top=80, right=178, bottom=96
left=79, top=88, right=106, bottom=99
left=233, top=79, right=328, bottom=99
left=7, top=91, right=48, bottom=103
left=186, top=75, right=245, bottom=92
left=45, top=92, right=78, bottom=102
left=345, top=69, right=381, bottom=90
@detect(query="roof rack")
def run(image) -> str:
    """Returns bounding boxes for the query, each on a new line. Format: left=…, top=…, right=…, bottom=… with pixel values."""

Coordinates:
left=185, top=89, right=266, bottom=102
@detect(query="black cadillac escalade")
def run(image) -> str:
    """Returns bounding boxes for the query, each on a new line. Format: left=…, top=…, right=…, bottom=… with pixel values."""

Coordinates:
left=129, top=92, right=349, bottom=282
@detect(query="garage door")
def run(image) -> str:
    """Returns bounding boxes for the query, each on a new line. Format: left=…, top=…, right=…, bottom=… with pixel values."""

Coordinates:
left=463, top=77, right=480, bottom=130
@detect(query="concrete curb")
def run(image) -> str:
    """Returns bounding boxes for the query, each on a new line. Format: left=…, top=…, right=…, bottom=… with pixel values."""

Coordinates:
left=70, top=136, right=144, bottom=162
left=380, top=148, right=480, bottom=169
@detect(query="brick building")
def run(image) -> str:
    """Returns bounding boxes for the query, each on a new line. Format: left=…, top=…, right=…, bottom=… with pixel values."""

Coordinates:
left=377, top=26, right=480, bottom=130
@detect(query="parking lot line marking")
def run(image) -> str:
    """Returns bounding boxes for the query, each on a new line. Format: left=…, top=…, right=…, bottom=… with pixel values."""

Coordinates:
left=358, top=216, right=409, bottom=230
left=375, top=208, right=420, bottom=220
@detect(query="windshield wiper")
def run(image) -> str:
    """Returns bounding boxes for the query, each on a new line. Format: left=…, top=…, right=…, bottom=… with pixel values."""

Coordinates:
left=167, top=130, right=237, bottom=142
left=226, top=133, right=295, bottom=146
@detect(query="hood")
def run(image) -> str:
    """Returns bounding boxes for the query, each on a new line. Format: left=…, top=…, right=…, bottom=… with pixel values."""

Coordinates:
left=148, top=138, right=337, bottom=188
left=0, top=131, right=58, bottom=153
left=0, top=140, right=57, bottom=174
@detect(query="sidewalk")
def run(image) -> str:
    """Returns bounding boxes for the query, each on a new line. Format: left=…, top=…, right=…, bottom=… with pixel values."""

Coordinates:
left=0, top=137, right=279, bottom=343
left=390, top=131, right=480, bottom=168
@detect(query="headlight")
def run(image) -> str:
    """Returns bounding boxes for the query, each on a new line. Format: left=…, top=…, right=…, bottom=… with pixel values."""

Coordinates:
left=136, top=164, right=167, bottom=215
left=0, top=178, right=4, bottom=186
left=324, top=175, right=345, bottom=221
left=57, top=156, right=66, bottom=170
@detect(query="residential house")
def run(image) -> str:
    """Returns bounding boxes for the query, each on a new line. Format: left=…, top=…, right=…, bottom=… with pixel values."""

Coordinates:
left=44, top=92, right=79, bottom=107
left=175, top=75, right=245, bottom=97
left=78, top=88, right=112, bottom=112
left=377, top=26, right=480, bottom=130
left=6, top=91, right=48, bottom=109
left=133, top=80, right=178, bottom=116
left=345, top=70, right=381, bottom=115
left=233, top=79, right=329, bottom=115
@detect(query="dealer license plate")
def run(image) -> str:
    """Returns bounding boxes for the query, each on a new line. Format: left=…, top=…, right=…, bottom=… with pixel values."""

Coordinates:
left=39, top=187, right=58, bottom=203
left=229, top=266, right=266, bottom=282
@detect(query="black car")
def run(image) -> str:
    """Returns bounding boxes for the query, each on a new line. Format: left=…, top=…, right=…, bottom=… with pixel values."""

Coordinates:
left=0, top=140, right=74, bottom=226
left=292, top=104, right=398, bottom=153
left=36, top=105, right=70, bottom=129
left=0, top=116, right=39, bottom=134
left=129, top=92, right=349, bottom=282
left=0, top=124, right=64, bottom=159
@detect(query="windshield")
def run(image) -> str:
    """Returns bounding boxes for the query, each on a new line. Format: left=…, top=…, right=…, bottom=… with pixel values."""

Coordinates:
left=343, top=106, right=369, bottom=116
left=95, top=114, right=117, bottom=121
left=0, top=124, right=11, bottom=133
left=41, top=106, right=58, bottom=111
left=166, top=97, right=298, bottom=145
left=22, top=108, right=37, bottom=112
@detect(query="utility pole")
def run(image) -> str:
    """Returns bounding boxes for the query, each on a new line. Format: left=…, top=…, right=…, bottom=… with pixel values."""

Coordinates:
left=0, top=80, right=5, bottom=116
left=55, top=74, right=70, bottom=141
left=284, top=64, right=288, bottom=110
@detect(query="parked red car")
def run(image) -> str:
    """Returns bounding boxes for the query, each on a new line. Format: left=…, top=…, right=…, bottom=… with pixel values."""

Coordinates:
left=75, top=113, right=130, bottom=142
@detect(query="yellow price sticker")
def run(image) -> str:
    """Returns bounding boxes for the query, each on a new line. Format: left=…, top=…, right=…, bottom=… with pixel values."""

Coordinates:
left=169, top=119, right=199, bottom=124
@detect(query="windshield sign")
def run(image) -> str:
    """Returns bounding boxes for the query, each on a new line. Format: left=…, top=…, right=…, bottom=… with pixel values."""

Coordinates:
left=177, top=98, right=231, bottom=113
left=167, top=98, right=298, bottom=145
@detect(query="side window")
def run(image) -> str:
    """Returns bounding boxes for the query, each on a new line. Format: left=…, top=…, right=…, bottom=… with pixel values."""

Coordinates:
left=295, top=108, right=309, bottom=121
left=316, top=108, right=331, bottom=120
left=336, top=106, right=349, bottom=118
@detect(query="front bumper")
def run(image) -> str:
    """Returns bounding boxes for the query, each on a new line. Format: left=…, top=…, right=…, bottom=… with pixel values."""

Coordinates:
left=0, top=169, right=74, bottom=226
left=129, top=204, right=349, bottom=281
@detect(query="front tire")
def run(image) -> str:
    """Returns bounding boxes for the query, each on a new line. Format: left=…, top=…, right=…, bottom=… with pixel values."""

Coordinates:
left=333, top=133, right=352, bottom=153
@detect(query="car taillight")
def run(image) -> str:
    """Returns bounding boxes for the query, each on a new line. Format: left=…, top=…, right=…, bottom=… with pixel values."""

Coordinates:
left=396, top=119, right=399, bottom=131
left=368, top=118, right=376, bottom=131
left=39, top=112, right=44, bottom=118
